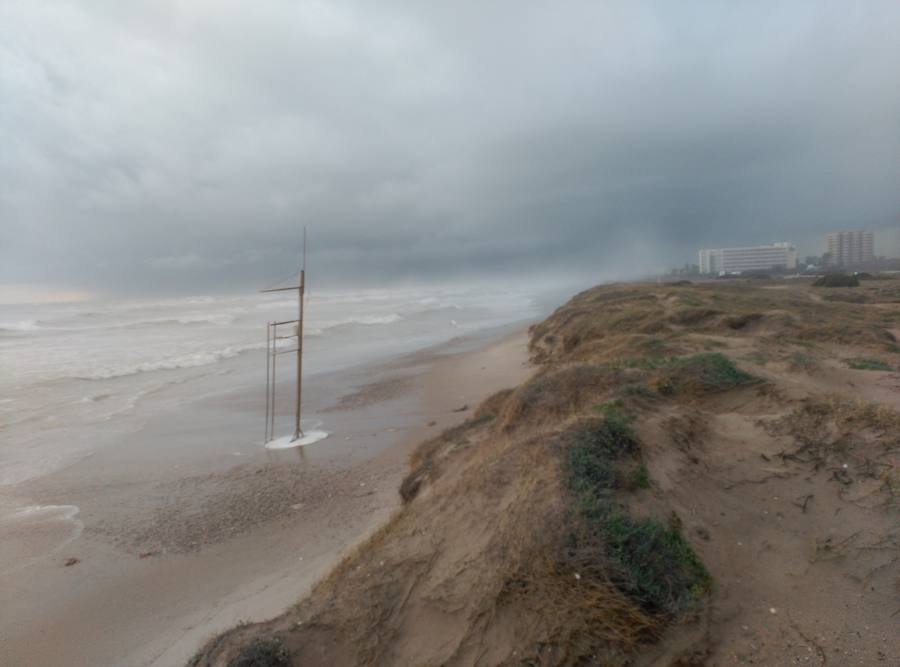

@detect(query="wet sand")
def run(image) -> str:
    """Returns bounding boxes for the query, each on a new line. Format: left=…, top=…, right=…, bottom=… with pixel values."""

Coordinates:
left=0, top=327, right=532, bottom=667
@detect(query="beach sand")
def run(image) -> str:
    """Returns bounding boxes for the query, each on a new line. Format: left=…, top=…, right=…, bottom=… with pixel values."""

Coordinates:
left=0, top=327, right=532, bottom=667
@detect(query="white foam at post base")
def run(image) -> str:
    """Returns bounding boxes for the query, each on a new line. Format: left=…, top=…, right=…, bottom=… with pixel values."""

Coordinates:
left=265, top=431, right=330, bottom=449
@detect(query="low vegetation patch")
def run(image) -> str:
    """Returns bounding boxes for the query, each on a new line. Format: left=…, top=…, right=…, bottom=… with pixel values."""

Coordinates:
left=813, top=273, right=860, bottom=288
left=227, top=638, right=289, bottom=667
left=564, top=412, right=710, bottom=616
left=498, top=363, right=617, bottom=430
left=846, top=357, right=892, bottom=371
left=621, top=382, right=656, bottom=398
left=566, top=413, right=638, bottom=515
left=657, top=352, right=758, bottom=395
left=724, top=312, right=764, bottom=330
left=626, top=463, right=651, bottom=490
left=603, top=513, right=711, bottom=613
left=669, top=308, right=721, bottom=326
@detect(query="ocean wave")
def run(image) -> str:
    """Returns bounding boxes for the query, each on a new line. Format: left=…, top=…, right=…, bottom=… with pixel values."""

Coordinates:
left=0, top=320, right=40, bottom=332
left=351, top=313, right=402, bottom=325
left=24, top=312, right=242, bottom=332
left=76, top=342, right=268, bottom=380
left=67, top=312, right=406, bottom=380
left=108, top=313, right=241, bottom=329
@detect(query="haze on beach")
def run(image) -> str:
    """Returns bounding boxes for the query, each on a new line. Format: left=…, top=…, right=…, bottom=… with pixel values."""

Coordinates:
left=3, top=1, right=900, bottom=297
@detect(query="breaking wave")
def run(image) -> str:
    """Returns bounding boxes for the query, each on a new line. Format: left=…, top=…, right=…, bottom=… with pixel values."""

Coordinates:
left=70, top=313, right=407, bottom=380
left=76, top=343, right=268, bottom=380
left=0, top=320, right=40, bottom=332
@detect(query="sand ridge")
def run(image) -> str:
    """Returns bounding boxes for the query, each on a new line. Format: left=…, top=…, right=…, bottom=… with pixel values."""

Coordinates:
left=194, top=277, right=900, bottom=666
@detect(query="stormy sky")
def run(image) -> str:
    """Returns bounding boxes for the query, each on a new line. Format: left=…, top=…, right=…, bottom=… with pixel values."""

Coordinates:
left=2, top=1, right=899, bottom=293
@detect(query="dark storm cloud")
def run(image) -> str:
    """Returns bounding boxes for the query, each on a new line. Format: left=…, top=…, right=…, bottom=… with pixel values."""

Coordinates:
left=2, top=1, right=899, bottom=291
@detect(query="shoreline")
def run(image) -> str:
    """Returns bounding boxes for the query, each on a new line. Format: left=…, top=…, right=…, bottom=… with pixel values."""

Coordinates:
left=0, top=323, right=533, bottom=667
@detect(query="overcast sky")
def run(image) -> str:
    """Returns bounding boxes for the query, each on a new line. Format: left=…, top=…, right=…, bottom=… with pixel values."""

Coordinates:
left=2, top=1, right=899, bottom=293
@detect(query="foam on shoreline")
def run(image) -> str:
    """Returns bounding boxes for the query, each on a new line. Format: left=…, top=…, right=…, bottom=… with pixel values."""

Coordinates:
left=264, top=431, right=330, bottom=449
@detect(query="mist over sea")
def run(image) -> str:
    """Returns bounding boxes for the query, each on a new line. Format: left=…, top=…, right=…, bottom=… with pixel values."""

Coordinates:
left=0, top=285, right=542, bottom=487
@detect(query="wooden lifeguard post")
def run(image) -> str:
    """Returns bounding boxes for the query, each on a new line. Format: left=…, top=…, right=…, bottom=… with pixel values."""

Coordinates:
left=262, top=228, right=307, bottom=443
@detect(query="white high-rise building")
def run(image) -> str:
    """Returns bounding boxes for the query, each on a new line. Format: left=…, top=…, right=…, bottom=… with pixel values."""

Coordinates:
left=825, top=230, right=874, bottom=267
left=698, top=242, right=797, bottom=275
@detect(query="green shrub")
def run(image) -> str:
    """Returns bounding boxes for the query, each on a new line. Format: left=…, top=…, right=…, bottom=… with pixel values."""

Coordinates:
left=661, top=352, right=757, bottom=394
left=229, top=638, right=289, bottom=667
left=847, top=357, right=892, bottom=371
left=813, top=273, right=859, bottom=288
left=655, top=379, right=675, bottom=396
left=621, top=356, right=673, bottom=370
left=603, top=514, right=711, bottom=613
left=593, top=399, right=625, bottom=413
left=622, top=383, right=655, bottom=398
left=627, top=464, right=651, bottom=490
left=565, top=413, right=637, bottom=515
left=563, top=413, right=710, bottom=616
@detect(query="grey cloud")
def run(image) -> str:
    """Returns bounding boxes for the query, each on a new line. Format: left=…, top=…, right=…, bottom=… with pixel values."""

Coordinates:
left=1, top=1, right=899, bottom=293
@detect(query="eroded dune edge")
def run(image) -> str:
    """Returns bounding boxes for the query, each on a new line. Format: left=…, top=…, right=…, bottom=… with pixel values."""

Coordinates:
left=192, top=277, right=900, bottom=666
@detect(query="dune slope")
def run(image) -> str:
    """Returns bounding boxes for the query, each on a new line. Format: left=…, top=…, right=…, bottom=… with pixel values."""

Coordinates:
left=193, top=277, right=900, bottom=666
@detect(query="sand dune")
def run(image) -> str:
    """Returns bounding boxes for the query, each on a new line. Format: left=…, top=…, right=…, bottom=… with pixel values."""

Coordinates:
left=194, top=277, right=900, bottom=666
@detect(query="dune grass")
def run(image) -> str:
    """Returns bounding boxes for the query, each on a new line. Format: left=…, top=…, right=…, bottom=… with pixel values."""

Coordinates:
left=228, top=638, right=289, bottom=667
left=847, top=357, right=892, bottom=371
left=813, top=273, right=860, bottom=288
left=564, top=412, right=710, bottom=616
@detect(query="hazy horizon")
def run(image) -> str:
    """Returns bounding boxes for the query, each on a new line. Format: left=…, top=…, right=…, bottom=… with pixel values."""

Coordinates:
left=3, top=1, right=899, bottom=295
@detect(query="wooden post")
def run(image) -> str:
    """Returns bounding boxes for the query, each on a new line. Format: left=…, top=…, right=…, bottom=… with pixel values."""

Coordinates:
left=294, top=268, right=305, bottom=440
left=265, top=322, right=271, bottom=442
left=260, top=227, right=308, bottom=444
left=271, top=327, right=277, bottom=439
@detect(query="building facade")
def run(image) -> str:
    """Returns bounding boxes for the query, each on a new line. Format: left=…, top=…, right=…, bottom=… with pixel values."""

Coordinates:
left=698, top=242, right=798, bottom=275
left=825, top=230, right=874, bottom=267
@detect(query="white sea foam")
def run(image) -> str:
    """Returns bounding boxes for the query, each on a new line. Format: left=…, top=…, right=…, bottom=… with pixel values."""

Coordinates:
left=33, top=312, right=241, bottom=332
left=353, top=313, right=401, bottom=325
left=265, top=431, right=330, bottom=449
left=77, top=342, right=269, bottom=380
left=0, top=320, right=40, bottom=332
left=4, top=504, right=81, bottom=523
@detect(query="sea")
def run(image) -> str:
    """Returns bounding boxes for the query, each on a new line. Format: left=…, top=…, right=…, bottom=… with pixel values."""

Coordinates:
left=0, top=284, right=544, bottom=488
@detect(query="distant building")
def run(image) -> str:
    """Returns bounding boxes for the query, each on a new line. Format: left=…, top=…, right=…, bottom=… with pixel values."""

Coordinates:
left=698, top=242, right=798, bottom=275
left=825, top=230, right=874, bottom=267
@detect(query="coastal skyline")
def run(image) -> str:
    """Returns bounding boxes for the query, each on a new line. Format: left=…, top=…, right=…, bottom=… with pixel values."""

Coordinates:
left=3, top=0, right=900, bottom=294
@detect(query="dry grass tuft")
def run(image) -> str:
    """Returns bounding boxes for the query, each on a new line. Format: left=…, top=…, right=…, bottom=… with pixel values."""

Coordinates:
left=496, top=363, right=620, bottom=432
left=669, top=308, right=722, bottom=327
left=655, top=353, right=758, bottom=397
left=529, top=278, right=900, bottom=367
left=499, top=541, right=659, bottom=664
left=401, top=413, right=495, bottom=502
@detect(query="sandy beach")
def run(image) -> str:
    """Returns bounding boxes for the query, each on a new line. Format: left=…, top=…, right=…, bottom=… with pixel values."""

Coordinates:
left=0, top=326, right=532, bottom=667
